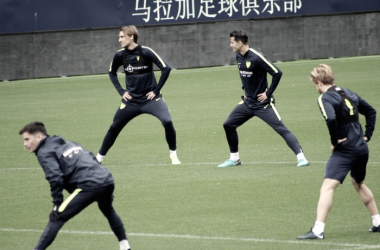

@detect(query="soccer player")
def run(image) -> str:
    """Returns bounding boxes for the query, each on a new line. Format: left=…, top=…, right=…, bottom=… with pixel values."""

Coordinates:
left=297, top=64, right=379, bottom=239
left=218, top=30, right=309, bottom=167
left=19, top=121, right=131, bottom=250
left=96, top=25, right=180, bottom=165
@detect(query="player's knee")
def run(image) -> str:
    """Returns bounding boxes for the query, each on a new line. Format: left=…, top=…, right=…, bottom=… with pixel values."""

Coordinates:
left=223, top=121, right=234, bottom=131
left=162, top=119, right=173, bottom=128
left=109, top=123, right=124, bottom=133
left=351, top=177, right=363, bottom=192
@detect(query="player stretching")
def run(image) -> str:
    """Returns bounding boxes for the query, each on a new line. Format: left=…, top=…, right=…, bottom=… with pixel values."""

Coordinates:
left=96, top=25, right=180, bottom=165
left=19, top=121, right=131, bottom=250
left=218, top=30, right=309, bottom=167
left=297, top=64, right=379, bottom=239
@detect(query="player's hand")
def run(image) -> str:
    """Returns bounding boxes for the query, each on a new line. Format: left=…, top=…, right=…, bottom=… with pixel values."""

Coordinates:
left=364, top=136, right=368, bottom=142
left=122, top=92, right=132, bottom=101
left=257, top=88, right=268, bottom=102
left=146, top=91, right=156, bottom=100
left=49, top=204, right=61, bottom=221
left=330, top=138, right=347, bottom=152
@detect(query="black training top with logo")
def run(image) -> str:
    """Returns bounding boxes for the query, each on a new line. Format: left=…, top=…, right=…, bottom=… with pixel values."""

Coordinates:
left=35, top=136, right=114, bottom=205
left=236, top=48, right=282, bottom=108
left=109, top=45, right=171, bottom=105
left=317, top=86, right=376, bottom=155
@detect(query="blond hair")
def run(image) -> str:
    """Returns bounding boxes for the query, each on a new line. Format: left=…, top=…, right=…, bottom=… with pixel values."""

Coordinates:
left=120, top=25, right=139, bottom=43
left=310, top=64, right=335, bottom=85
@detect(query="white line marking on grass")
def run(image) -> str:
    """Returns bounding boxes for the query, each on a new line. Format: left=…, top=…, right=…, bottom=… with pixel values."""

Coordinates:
left=1, top=161, right=380, bottom=171
left=1, top=228, right=380, bottom=249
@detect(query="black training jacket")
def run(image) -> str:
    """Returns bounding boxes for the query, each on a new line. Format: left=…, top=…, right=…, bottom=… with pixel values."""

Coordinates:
left=34, top=136, right=114, bottom=205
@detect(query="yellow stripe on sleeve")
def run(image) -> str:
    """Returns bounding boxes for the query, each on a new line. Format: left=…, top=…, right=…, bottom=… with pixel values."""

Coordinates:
left=250, top=48, right=278, bottom=73
left=109, top=60, right=113, bottom=72
left=142, top=46, right=166, bottom=67
left=318, top=94, right=328, bottom=120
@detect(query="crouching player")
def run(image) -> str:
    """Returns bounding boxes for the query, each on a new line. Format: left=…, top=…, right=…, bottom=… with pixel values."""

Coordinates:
left=19, top=121, right=131, bottom=250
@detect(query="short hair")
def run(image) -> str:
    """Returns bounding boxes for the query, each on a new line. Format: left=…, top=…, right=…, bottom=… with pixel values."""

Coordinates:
left=19, top=121, right=47, bottom=135
left=310, top=64, right=335, bottom=85
left=230, top=30, right=248, bottom=45
left=120, top=25, right=139, bottom=43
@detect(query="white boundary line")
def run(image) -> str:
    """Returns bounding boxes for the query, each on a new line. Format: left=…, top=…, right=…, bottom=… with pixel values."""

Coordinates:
left=1, top=228, right=380, bottom=249
left=1, top=161, right=380, bottom=171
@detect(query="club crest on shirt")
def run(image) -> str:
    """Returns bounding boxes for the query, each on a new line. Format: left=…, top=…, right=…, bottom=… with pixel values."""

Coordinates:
left=136, top=56, right=140, bottom=61
left=246, top=61, right=251, bottom=68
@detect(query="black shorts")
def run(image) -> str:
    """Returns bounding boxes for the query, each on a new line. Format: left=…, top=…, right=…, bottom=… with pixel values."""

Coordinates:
left=324, top=152, right=368, bottom=184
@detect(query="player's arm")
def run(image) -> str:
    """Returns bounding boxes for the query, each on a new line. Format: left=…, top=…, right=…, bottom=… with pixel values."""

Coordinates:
left=318, top=94, right=340, bottom=147
left=38, top=152, right=64, bottom=206
left=108, top=51, right=127, bottom=96
left=143, top=47, right=171, bottom=96
left=257, top=56, right=282, bottom=98
left=357, top=96, right=376, bottom=142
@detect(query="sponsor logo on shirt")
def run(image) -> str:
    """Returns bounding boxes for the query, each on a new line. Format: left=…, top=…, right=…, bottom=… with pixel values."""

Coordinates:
left=240, top=71, right=253, bottom=77
left=63, top=146, right=83, bottom=158
left=125, top=64, right=149, bottom=73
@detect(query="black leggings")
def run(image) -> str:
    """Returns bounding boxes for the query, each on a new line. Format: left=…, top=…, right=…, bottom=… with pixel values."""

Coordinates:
left=34, top=184, right=127, bottom=250
left=99, top=98, right=177, bottom=155
left=223, top=102, right=302, bottom=154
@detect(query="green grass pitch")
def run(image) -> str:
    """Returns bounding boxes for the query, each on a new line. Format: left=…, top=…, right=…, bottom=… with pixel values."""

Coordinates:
left=1, top=55, right=380, bottom=250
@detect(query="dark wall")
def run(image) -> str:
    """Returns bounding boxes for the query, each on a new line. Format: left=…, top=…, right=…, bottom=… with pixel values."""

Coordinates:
left=1, top=12, right=379, bottom=81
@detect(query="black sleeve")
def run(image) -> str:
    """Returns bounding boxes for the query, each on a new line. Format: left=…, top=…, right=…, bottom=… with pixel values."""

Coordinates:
left=257, top=56, right=282, bottom=98
left=357, top=96, right=377, bottom=142
left=109, top=51, right=125, bottom=96
left=143, top=47, right=171, bottom=95
left=318, top=94, right=339, bottom=146
left=38, top=152, right=64, bottom=205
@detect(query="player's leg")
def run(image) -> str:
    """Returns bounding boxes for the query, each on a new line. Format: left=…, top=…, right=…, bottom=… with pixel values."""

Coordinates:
left=97, top=103, right=141, bottom=163
left=96, top=184, right=131, bottom=250
left=297, top=178, right=339, bottom=240
left=218, top=102, right=252, bottom=167
left=142, top=98, right=180, bottom=164
left=298, top=154, right=349, bottom=239
left=350, top=154, right=380, bottom=232
left=34, top=189, right=95, bottom=250
left=255, top=102, right=309, bottom=167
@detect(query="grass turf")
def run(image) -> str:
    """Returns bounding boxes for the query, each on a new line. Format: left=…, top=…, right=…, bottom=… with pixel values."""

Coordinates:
left=1, top=55, right=380, bottom=250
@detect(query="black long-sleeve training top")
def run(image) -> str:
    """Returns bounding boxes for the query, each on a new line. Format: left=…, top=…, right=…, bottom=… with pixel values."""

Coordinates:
left=109, top=45, right=171, bottom=105
left=236, top=48, right=282, bottom=108
left=317, top=86, right=376, bottom=155
left=34, top=136, right=114, bottom=205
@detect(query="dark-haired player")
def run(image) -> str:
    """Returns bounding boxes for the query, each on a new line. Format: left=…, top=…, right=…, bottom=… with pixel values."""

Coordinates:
left=218, top=30, right=309, bottom=167
left=19, top=121, right=131, bottom=250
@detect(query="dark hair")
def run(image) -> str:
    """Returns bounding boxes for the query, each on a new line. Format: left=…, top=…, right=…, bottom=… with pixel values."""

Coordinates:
left=230, top=30, right=248, bottom=45
left=19, top=121, right=47, bottom=135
